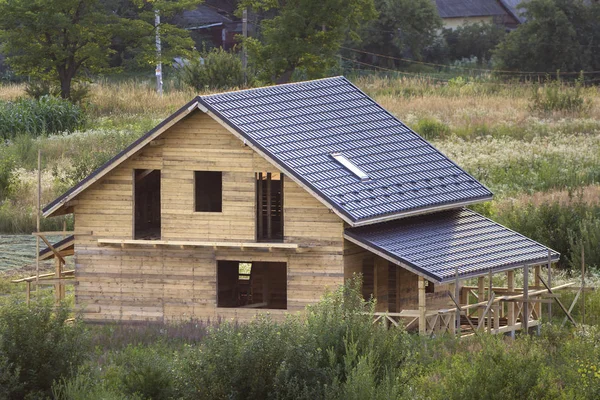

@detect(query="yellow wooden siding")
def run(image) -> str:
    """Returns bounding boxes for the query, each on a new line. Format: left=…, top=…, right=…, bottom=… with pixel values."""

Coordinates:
left=73, top=111, right=344, bottom=322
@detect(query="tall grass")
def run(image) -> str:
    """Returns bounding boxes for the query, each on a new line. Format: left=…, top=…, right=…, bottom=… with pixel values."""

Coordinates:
left=0, top=96, right=85, bottom=139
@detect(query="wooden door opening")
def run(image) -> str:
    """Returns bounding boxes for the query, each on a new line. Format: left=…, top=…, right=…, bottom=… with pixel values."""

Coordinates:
left=217, top=260, right=287, bottom=309
left=256, top=172, right=283, bottom=242
left=134, top=169, right=161, bottom=239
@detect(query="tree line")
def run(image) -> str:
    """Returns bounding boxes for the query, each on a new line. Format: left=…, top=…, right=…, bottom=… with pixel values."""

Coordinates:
left=0, top=0, right=599, bottom=99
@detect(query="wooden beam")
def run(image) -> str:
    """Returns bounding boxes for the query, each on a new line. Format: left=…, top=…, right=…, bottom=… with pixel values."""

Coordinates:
left=418, top=276, right=426, bottom=334
left=32, top=231, right=91, bottom=236
left=98, top=238, right=299, bottom=249
left=448, top=292, right=478, bottom=335
left=39, top=235, right=66, bottom=265
left=539, top=276, right=577, bottom=326
left=535, top=265, right=541, bottom=319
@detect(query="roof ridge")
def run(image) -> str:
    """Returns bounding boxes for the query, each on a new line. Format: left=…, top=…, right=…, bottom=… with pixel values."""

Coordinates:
left=200, top=76, right=345, bottom=100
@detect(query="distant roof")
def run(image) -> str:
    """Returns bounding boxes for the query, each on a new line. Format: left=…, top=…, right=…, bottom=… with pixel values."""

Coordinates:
left=43, top=77, right=492, bottom=226
left=175, top=4, right=233, bottom=28
left=499, top=0, right=528, bottom=23
left=200, top=77, right=492, bottom=225
left=435, top=0, right=507, bottom=18
left=345, top=208, right=559, bottom=283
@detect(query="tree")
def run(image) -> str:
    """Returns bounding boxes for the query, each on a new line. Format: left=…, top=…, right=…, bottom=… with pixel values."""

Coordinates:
left=442, top=22, right=506, bottom=65
left=493, top=0, right=600, bottom=76
left=0, top=0, right=200, bottom=99
left=345, top=0, right=442, bottom=66
left=239, top=0, right=377, bottom=83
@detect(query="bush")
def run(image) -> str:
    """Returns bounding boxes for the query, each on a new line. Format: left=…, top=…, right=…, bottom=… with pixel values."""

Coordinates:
left=177, top=48, right=245, bottom=91
left=25, top=81, right=90, bottom=105
left=529, top=76, right=591, bottom=114
left=415, top=117, right=451, bottom=140
left=0, top=96, right=86, bottom=139
left=495, top=197, right=600, bottom=271
left=422, top=336, right=559, bottom=400
left=0, top=300, right=90, bottom=399
left=174, top=277, right=415, bottom=400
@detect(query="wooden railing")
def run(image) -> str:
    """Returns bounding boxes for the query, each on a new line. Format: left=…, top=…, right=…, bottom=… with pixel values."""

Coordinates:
left=375, top=281, right=577, bottom=337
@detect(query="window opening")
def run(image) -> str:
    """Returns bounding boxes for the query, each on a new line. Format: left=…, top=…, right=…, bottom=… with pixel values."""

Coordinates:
left=256, top=172, right=283, bottom=242
left=134, top=169, right=161, bottom=240
left=217, top=261, right=287, bottom=309
left=195, top=171, right=222, bottom=212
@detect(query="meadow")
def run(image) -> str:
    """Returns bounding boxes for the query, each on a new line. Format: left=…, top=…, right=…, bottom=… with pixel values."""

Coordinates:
left=1, top=73, right=598, bottom=269
left=0, top=75, right=598, bottom=399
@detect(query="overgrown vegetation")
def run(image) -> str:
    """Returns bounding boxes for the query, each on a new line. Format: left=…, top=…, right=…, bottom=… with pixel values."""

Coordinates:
left=0, top=96, right=85, bottom=139
left=0, top=278, right=598, bottom=399
left=177, top=48, right=246, bottom=90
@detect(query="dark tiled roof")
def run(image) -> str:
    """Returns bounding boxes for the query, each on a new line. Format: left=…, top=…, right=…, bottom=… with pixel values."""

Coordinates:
left=435, top=0, right=507, bottom=18
left=200, top=77, right=492, bottom=225
left=345, top=208, right=560, bottom=282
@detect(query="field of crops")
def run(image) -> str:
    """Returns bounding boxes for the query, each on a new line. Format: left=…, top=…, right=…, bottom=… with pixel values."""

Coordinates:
left=0, top=235, right=62, bottom=271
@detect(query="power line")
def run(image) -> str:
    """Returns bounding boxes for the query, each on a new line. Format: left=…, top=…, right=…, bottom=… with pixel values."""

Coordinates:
left=341, top=46, right=600, bottom=76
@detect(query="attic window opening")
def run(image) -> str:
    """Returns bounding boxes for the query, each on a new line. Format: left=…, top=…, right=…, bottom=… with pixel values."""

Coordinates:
left=331, top=153, right=370, bottom=182
left=195, top=171, right=222, bottom=212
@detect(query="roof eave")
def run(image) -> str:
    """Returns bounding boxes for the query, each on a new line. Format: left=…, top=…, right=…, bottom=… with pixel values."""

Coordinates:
left=42, top=97, right=202, bottom=218
left=350, top=195, right=493, bottom=227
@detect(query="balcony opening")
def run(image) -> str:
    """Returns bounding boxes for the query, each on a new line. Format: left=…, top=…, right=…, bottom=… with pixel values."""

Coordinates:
left=256, top=172, right=283, bottom=242
left=134, top=169, right=161, bottom=240
left=217, top=260, right=287, bottom=309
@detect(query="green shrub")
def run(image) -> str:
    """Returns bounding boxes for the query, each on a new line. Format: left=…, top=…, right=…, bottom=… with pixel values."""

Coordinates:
left=0, top=96, right=86, bottom=139
left=495, top=198, right=600, bottom=271
left=104, top=345, right=175, bottom=400
left=423, top=336, right=559, bottom=400
left=0, top=300, right=90, bottom=399
left=529, top=76, right=591, bottom=114
left=415, top=117, right=451, bottom=140
left=25, top=81, right=90, bottom=105
left=177, top=48, right=245, bottom=91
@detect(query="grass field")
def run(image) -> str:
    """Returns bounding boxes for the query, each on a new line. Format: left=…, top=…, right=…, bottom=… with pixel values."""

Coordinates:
left=0, top=73, right=598, bottom=270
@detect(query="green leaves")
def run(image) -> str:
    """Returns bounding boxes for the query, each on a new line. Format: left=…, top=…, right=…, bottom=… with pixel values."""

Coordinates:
left=241, top=0, right=377, bottom=83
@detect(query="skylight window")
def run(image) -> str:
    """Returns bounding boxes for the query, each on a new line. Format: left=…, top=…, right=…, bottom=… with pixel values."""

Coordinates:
left=331, top=153, right=370, bottom=182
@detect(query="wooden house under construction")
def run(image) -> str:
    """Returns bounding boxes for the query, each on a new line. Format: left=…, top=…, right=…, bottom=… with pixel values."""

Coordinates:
left=42, top=77, right=565, bottom=335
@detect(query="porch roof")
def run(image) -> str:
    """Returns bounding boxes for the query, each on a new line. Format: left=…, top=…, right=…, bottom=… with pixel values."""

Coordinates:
left=344, top=208, right=560, bottom=283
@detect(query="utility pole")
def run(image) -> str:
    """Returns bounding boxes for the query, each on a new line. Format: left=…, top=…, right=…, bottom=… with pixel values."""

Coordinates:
left=155, top=10, right=163, bottom=96
left=242, top=8, right=248, bottom=86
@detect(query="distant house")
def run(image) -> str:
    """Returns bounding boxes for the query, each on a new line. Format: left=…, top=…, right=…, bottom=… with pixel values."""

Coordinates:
left=42, top=77, right=559, bottom=336
left=435, top=0, right=526, bottom=29
left=173, top=4, right=250, bottom=50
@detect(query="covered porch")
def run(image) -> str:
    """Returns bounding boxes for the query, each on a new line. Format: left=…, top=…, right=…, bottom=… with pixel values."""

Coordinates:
left=345, top=208, right=573, bottom=336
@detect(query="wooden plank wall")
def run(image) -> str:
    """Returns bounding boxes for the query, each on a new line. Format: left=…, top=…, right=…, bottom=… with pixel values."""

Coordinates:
left=73, top=111, right=344, bottom=323
left=342, top=241, right=451, bottom=312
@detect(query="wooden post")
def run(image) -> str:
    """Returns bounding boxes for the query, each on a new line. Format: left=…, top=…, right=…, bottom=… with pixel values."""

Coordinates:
left=523, top=265, right=529, bottom=333
left=266, top=173, right=272, bottom=239
left=55, top=257, right=62, bottom=305
left=455, top=264, right=461, bottom=336
left=477, top=276, right=485, bottom=330
left=494, top=303, right=500, bottom=334
left=395, top=267, right=400, bottom=312
left=534, top=265, right=541, bottom=319
left=488, top=270, right=493, bottom=333
left=26, top=281, right=30, bottom=306
left=36, top=149, right=41, bottom=294
left=418, top=276, right=426, bottom=334
left=257, top=173, right=263, bottom=239
left=547, top=250, right=552, bottom=321
left=507, top=270, right=515, bottom=328
left=581, top=246, right=585, bottom=325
